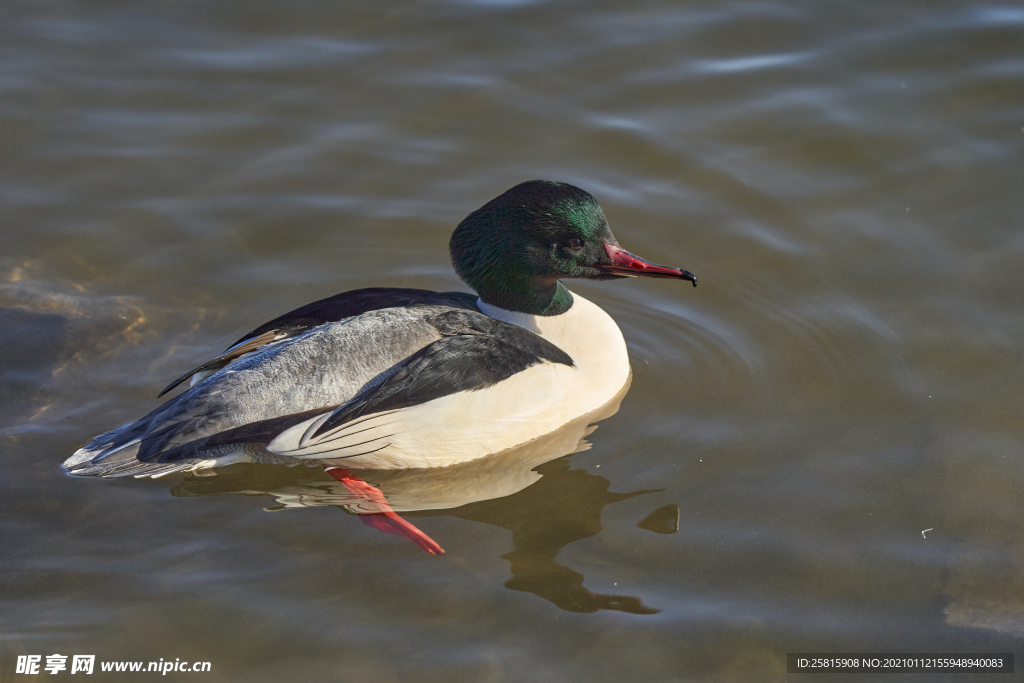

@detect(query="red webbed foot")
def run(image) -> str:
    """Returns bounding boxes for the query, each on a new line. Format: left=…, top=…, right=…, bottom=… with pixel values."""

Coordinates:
left=326, top=467, right=445, bottom=555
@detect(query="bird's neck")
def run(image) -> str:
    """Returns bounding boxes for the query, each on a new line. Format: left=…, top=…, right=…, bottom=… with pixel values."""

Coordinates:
left=476, top=278, right=573, bottom=316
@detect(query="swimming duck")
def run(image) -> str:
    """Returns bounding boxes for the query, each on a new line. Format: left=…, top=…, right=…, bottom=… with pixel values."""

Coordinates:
left=64, top=180, right=696, bottom=478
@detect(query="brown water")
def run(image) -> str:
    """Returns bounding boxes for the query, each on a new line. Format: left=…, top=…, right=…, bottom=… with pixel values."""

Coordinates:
left=3, top=0, right=1023, bottom=680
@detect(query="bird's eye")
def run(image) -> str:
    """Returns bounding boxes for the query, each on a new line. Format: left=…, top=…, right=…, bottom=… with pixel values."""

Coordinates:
left=567, top=237, right=583, bottom=250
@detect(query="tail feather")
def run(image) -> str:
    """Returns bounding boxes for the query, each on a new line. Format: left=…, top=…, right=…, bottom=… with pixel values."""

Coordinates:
left=63, top=435, right=149, bottom=478
left=64, top=436, right=215, bottom=478
left=63, top=418, right=202, bottom=479
left=64, top=382, right=232, bottom=478
left=63, top=430, right=144, bottom=472
left=69, top=459, right=205, bottom=479
left=64, top=413, right=254, bottom=477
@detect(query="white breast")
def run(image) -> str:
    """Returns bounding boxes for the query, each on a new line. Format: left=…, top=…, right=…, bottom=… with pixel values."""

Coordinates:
left=271, top=289, right=631, bottom=469
left=475, top=289, right=631, bottom=409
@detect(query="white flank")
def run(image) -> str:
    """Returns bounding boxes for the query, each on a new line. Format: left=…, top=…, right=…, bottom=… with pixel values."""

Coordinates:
left=266, top=289, right=631, bottom=469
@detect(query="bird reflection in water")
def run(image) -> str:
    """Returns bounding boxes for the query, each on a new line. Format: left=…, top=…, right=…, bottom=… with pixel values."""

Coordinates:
left=173, top=377, right=663, bottom=615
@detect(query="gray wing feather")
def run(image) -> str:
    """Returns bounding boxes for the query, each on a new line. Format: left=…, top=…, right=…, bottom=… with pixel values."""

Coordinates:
left=64, top=306, right=450, bottom=477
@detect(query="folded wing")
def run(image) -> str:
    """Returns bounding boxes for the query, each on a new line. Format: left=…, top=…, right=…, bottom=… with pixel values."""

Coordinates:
left=267, top=321, right=574, bottom=460
left=157, top=288, right=478, bottom=397
left=64, top=303, right=573, bottom=476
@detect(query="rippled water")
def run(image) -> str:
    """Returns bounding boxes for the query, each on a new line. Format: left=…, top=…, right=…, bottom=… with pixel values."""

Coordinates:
left=3, top=0, right=1023, bottom=680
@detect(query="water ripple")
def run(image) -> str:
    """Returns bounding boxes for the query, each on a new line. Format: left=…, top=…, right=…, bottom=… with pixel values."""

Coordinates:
left=692, top=51, right=811, bottom=74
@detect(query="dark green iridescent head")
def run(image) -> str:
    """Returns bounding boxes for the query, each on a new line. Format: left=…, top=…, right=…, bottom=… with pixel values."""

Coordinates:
left=450, top=180, right=695, bottom=316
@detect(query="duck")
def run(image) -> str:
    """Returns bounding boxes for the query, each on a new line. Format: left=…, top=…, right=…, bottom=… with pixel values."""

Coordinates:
left=64, top=180, right=696, bottom=478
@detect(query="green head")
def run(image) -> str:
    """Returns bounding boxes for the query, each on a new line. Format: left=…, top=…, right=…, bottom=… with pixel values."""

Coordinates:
left=449, top=180, right=696, bottom=316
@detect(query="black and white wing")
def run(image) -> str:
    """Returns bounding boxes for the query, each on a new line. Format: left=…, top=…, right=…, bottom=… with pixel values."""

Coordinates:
left=64, top=306, right=574, bottom=476
left=266, top=310, right=574, bottom=466
left=157, top=288, right=478, bottom=397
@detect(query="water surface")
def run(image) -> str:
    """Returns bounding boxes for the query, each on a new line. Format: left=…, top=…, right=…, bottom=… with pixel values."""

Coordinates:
left=2, top=0, right=1023, bottom=680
